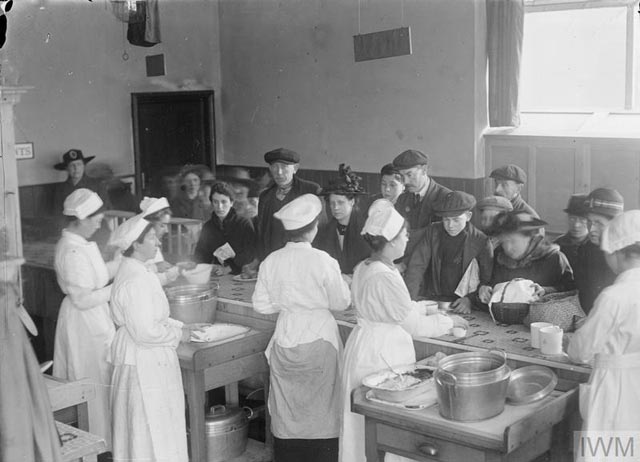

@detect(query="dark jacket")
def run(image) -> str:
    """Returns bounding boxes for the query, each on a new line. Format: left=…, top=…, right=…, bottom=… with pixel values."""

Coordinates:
left=490, top=236, right=574, bottom=292
left=313, top=208, right=370, bottom=274
left=193, top=208, right=256, bottom=274
left=554, top=233, right=587, bottom=272
left=404, top=222, right=493, bottom=300
left=395, top=179, right=451, bottom=262
left=574, top=240, right=617, bottom=314
left=256, top=175, right=322, bottom=260
left=511, top=195, right=539, bottom=218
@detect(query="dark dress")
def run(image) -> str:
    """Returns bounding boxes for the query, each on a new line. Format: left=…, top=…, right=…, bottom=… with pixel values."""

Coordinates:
left=394, top=179, right=451, bottom=262
left=256, top=176, right=322, bottom=260
left=554, top=233, right=588, bottom=272
left=313, top=209, right=370, bottom=275
left=193, top=208, right=256, bottom=274
left=404, top=222, right=493, bottom=301
left=574, top=240, right=617, bottom=315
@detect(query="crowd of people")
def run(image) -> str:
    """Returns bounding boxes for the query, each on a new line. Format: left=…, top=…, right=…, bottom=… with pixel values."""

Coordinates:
left=48, top=145, right=640, bottom=462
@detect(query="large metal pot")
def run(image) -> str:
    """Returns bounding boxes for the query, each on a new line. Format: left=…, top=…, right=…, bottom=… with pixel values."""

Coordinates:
left=434, top=350, right=511, bottom=422
left=205, top=405, right=253, bottom=462
left=165, top=283, right=218, bottom=324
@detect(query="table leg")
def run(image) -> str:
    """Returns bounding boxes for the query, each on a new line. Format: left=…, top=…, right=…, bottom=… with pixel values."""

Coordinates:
left=184, top=370, right=206, bottom=462
left=261, top=372, right=273, bottom=451
left=364, top=418, right=382, bottom=462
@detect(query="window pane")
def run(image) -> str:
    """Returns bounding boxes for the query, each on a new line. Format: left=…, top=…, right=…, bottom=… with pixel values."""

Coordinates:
left=521, top=7, right=627, bottom=110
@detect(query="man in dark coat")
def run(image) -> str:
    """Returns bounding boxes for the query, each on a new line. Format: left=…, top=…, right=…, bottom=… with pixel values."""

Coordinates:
left=255, top=148, right=323, bottom=261
left=490, top=164, right=539, bottom=218
left=574, top=188, right=624, bottom=314
left=554, top=193, right=589, bottom=271
left=392, top=149, right=451, bottom=264
left=404, top=191, right=493, bottom=313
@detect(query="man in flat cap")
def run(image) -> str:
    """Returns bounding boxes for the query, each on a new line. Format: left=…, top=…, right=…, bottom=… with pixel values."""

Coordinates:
left=52, top=149, right=102, bottom=231
left=253, top=148, right=323, bottom=263
left=404, top=191, right=493, bottom=314
left=574, top=187, right=624, bottom=314
left=490, top=164, right=539, bottom=218
left=392, top=149, right=451, bottom=264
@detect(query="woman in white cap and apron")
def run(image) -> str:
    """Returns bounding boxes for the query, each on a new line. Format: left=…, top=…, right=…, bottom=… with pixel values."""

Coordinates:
left=568, top=210, right=640, bottom=440
left=53, top=188, right=120, bottom=448
left=339, top=199, right=468, bottom=462
left=252, top=193, right=351, bottom=462
left=139, top=196, right=180, bottom=285
left=109, top=215, right=196, bottom=462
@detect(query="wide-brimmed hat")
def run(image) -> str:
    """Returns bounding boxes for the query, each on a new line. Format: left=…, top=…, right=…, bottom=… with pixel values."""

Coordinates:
left=217, top=166, right=257, bottom=188
left=563, top=193, right=588, bottom=216
left=320, top=164, right=367, bottom=196
left=490, top=211, right=547, bottom=235
left=584, top=188, right=624, bottom=219
left=54, top=149, right=95, bottom=171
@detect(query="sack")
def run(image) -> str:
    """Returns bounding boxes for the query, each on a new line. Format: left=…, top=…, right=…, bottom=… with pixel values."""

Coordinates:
left=524, top=290, right=585, bottom=332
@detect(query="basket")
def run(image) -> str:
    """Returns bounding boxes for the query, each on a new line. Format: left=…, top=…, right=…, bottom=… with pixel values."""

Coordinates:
left=524, top=290, right=585, bottom=332
left=490, top=280, right=530, bottom=325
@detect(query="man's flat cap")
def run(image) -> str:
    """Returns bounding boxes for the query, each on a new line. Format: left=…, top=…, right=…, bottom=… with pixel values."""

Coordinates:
left=476, top=195, right=514, bottom=212
left=490, top=164, right=527, bottom=184
left=392, top=149, right=429, bottom=169
left=434, top=191, right=476, bottom=217
left=264, top=148, right=300, bottom=165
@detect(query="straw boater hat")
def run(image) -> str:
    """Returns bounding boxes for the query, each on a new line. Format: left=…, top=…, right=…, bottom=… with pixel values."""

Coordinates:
left=54, top=149, right=95, bottom=171
left=321, top=164, right=367, bottom=196
left=273, top=194, right=322, bottom=231
left=62, top=189, right=103, bottom=219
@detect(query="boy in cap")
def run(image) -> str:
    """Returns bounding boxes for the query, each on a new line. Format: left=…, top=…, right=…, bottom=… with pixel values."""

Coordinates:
left=392, top=149, right=451, bottom=264
left=253, top=148, right=323, bottom=262
left=404, top=191, right=493, bottom=314
left=553, top=193, right=589, bottom=270
left=490, top=164, right=539, bottom=218
left=574, top=187, right=624, bottom=314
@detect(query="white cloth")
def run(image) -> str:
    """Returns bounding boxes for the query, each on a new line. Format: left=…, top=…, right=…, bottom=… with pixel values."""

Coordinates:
left=454, top=257, right=480, bottom=297
left=568, top=267, right=640, bottom=434
left=488, top=278, right=536, bottom=306
left=109, top=257, right=187, bottom=462
left=252, top=241, right=351, bottom=357
left=53, top=230, right=115, bottom=448
left=601, top=210, right=640, bottom=254
left=339, top=259, right=453, bottom=462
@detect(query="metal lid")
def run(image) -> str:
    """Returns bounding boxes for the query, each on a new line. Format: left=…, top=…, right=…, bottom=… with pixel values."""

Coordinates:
left=506, top=365, right=557, bottom=405
left=165, top=283, right=218, bottom=302
left=204, top=405, right=249, bottom=435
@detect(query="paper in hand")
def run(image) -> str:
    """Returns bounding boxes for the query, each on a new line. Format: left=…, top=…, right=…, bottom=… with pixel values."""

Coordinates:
left=213, top=242, right=236, bottom=265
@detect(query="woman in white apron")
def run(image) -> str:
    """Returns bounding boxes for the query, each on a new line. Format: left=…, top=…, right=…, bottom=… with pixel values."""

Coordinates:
left=340, top=199, right=468, bottom=462
left=108, top=215, right=195, bottom=462
left=252, top=194, right=351, bottom=462
left=568, top=210, right=640, bottom=439
left=140, top=196, right=180, bottom=285
left=53, top=189, right=120, bottom=448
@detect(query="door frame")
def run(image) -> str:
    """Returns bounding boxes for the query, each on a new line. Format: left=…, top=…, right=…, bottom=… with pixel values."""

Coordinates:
left=131, top=90, right=216, bottom=196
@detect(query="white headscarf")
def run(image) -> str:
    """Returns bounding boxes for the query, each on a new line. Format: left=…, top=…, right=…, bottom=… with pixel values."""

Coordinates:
left=601, top=210, right=640, bottom=254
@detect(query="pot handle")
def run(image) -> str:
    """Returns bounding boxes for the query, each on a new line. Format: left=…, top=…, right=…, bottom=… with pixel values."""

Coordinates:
left=434, top=369, right=457, bottom=391
left=489, top=348, right=508, bottom=364
left=243, top=406, right=256, bottom=421
left=209, top=404, right=226, bottom=414
left=418, top=442, right=439, bottom=457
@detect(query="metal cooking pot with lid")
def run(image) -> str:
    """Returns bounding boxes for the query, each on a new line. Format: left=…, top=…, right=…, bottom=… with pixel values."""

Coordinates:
left=165, top=283, right=218, bottom=324
left=434, top=349, right=511, bottom=422
left=204, top=404, right=254, bottom=462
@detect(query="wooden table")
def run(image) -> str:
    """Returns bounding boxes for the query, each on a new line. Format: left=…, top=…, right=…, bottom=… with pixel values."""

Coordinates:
left=177, top=311, right=271, bottom=462
left=352, top=383, right=579, bottom=462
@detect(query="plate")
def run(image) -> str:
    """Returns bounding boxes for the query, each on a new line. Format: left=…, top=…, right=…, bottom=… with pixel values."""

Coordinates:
left=232, top=274, right=258, bottom=283
left=362, top=364, right=435, bottom=403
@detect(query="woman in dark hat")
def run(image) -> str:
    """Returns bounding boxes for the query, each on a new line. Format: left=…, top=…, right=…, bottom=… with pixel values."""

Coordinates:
left=553, top=193, right=589, bottom=270
left=52, top=149, right=101, bottom=218
left=478, top=211, right=574, bottom=305
left=314, top=164, right=370, bottom=276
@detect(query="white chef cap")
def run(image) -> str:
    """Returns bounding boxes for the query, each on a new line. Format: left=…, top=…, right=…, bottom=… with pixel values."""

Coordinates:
left=140, top=196, right=170, bottom=218
left=108, top=214, right=150, bottom=250
left=63, top=189, right=103, bottom=220
left=361, top=199, right=405, bottom=241
left=273, top=194, right=322, bottom=230
left=601, top=210, right=640, bottom=254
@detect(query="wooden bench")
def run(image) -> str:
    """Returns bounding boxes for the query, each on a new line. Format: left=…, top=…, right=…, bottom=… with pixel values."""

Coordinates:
left=57, top=421, right=107, bottom=462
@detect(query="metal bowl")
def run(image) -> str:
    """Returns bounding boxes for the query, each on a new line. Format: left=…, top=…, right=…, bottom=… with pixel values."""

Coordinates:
left=506, top=365, right=557, bottom=405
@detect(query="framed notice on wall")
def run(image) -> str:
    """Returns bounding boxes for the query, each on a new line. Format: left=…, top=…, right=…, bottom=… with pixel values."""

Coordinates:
left=15, top=142, right=34, bottom=160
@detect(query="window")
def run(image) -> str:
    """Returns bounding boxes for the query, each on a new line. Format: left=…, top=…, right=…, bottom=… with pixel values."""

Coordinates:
left=520, top=0, right=639, bottom=112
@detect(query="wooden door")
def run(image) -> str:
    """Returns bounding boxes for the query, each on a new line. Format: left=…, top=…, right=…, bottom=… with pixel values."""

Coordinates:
left=131, top=90, right=215, bottom=196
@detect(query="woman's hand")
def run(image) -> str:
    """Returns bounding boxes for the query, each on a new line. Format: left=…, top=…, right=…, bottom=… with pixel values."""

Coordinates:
left=447, top=314, right=469, bottom=330
left=450, top=297, right=472, bottom=314
left=478, top=285, right=493, bottom=304
left=531, top=283, right=546, bottom=299
left=212, top=264, right=231, bottom=277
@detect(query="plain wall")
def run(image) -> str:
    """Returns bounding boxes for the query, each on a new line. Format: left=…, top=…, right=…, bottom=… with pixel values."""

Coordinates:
left=218, top=0, right=487, bottom=178
left=6, top=0, right=221, bottom=186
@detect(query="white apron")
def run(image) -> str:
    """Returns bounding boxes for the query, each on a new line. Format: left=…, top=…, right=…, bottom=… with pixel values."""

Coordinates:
left=53, top=232, right=115, bottom=447
left=340, top=319, right=416, bottom=462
